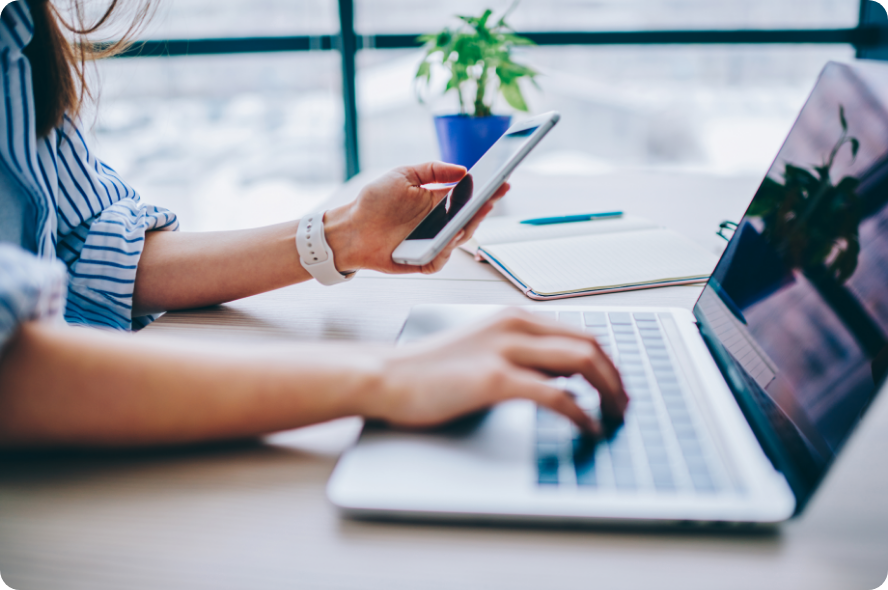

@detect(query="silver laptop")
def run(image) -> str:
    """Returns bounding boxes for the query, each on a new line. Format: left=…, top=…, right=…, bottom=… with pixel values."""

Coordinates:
left=327, top=60, right=888, bottom=527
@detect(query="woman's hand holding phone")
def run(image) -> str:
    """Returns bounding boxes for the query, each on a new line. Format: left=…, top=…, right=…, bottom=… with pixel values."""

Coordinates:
left=323, top=161, right=509, bottom=276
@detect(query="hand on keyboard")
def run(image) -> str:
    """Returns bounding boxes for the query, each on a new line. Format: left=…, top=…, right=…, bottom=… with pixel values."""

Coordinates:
left=361, top=308, right=628, bottom=434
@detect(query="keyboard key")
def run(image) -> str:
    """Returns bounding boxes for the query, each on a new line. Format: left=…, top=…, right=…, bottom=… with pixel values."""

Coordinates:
left=678, top=438, right=705, bottom=458
left=558, top=311, right=583, bottom=327
left=532, top=311, right=557, bottom=320
left=664, top=401, right=688, bottom=415
left=623, top=384, right=650, bottom=395
left=575, top=463, right=597, bottom=487
left=640, top=429, right=664, bottom=446
left=647, top=348, right=670, bottom=360
left=619, top=364, right=646, bottom=376
left=587, top=327, right=609, bottom=338
left=573, top=438, right=598, bottom=486
left=614, top=471, right=637, bottom=490
left=673, top=423, right=697, bottom=441
left=661, top=392, right=685, bottom=405
left=635, top=319, right=659, bottom=329
left=615, top=332, right=639, bottom=343
left=537, top=456, right=560, bottom=485
left=635, top=413, right=660, bottom=430
left=613, top=324, right=635, bottom=334
left=630, top=400, right=657, bottom=415
left=649, top=358, right=673, bottom=370
left=644, top=445, right=671, bottom=471
left=634, top=312, right=657, bottom=321
left=638, top=327, right=661, bottom=336
left=537, top=440, right=562, bottom=456
left=684, top=454, right=709, bottom=473
left=627, top=389, right=652, bottom=402
left=609, top=312, right=633, bottom=325
left=649, top=463, right=674, bottom=483
left=659, top=381, right=682, bottom=393
left=690, top=471, right=716, bottom=492
left=643, top=339, right=667, bottom=350
left=619, top=353, right=643, bottom=365
left=617, top=342, right=640, bottom=353
left=654, top=478, right=676, bottom=491
left=668, top=409, right=693, bottom=426
left=537, top=407, right=564, bottom=425
left=583, top=312, right=608, bottom=327
left=656, top=373, right=679, bottom=386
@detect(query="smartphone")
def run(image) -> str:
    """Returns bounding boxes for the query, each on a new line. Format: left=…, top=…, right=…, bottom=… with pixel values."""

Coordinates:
left=391, top=111, right=560, bottom=266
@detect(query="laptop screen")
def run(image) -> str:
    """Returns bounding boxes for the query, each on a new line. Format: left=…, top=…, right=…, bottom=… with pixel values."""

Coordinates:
left=694, top=61, right=888, bottom=502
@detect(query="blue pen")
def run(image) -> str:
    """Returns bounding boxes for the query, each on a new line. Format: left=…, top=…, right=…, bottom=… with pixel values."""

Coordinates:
left=520, top=211, right=624, bottom=225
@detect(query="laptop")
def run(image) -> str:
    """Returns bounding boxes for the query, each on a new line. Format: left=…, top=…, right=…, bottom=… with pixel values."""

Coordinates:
left=327, top=60, right=888, bottom=527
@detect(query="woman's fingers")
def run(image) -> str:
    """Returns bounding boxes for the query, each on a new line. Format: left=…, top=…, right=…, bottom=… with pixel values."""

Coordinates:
left=457, top=189, right=506, bottom=245
left=504, top=334, right=627, bottom=417
left=420, top=231, right=463, bottom=274
left=491, top=311, right=628, bottom=419
left=499, top=368, right=600, bottom=435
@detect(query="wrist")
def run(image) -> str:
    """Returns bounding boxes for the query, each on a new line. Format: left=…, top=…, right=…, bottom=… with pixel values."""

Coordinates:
left=338, top=348, right=392, bottom=419
left=322, top=205, right=362, bottom=273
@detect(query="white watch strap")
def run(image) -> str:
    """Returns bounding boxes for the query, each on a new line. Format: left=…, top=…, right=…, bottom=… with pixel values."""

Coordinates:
left=296, top=211, right=355, bottom=286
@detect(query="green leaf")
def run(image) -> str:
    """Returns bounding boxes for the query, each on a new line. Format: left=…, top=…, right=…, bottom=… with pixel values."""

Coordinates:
left=850, top=138, right=860, bottom=160
left=839, top=105, right=847, bottom=132
left=415, top=60, right=431, bottom=80
left=417, top=5, right=539, bottom=112
left=500, top=80, right=528, bottom=111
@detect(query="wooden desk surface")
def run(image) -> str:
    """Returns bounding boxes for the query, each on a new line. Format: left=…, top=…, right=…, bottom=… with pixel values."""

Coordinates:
left=1, top=171, right=886, bottom=590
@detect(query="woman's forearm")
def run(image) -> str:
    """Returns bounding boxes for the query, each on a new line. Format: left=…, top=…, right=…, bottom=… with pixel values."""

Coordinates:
left=0, top=310, right=627, bottom=448
left=0, top=322, right=380, bottom=448
left=132, top=221, right=312, bottom=316
left=131, top=163, right=507, bottom=316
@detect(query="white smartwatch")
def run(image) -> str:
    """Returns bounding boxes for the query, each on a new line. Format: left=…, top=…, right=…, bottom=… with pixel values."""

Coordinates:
left=296, top=211, right=355, bottom=286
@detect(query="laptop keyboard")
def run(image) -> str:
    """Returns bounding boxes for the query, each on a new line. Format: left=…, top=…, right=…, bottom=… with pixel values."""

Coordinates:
left=533, top=310, right=722, bottom=494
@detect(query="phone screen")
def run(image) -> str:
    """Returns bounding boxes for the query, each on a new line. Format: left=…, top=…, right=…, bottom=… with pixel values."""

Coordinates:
left=405, top=125, right=540, bottom=240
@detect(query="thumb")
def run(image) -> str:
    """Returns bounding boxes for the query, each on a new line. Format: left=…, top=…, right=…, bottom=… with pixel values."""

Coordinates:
left=405, top=161, right=467, bottom=186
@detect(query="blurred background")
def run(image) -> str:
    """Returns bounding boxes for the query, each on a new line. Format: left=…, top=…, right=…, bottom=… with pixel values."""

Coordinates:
left=84, top=0, right=866, bottom=231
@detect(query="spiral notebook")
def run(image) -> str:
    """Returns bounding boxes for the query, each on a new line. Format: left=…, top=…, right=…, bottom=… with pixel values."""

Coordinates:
left=461, top=215, right=718, bottom=300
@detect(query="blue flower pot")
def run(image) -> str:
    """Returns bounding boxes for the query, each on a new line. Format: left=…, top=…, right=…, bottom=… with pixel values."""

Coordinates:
left=434, top=114, right=512, bottom=169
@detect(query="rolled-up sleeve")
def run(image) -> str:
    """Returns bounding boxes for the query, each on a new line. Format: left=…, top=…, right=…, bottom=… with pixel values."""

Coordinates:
left=60, top=199, right=179, bottom=331
left=53, top=119, right=179, bottom=332
left=0, top=244, right=67, bottom=354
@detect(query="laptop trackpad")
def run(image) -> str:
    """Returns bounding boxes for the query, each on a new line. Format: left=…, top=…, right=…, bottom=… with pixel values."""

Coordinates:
left=327, top=400, right=537, bottom=513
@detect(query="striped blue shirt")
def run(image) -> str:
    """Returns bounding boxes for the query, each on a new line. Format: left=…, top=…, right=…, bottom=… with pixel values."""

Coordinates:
left=0, top=0, right=179, bottom=353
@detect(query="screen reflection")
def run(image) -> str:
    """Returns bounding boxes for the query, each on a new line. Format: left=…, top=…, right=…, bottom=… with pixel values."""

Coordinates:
left=406, top=126, right=539, bottom=241
left=697, top=62, right=888, bottom=493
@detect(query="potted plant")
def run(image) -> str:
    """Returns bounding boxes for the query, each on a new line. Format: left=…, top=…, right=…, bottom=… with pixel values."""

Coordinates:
left=415, top=7, right=537, bottom=168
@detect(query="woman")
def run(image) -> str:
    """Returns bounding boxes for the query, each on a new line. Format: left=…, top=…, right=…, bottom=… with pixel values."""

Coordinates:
left=0, top=0, right=626, bottom=448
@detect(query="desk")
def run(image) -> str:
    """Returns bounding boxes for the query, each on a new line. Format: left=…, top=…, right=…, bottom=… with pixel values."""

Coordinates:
left=1, top=170, right=886, bottom=590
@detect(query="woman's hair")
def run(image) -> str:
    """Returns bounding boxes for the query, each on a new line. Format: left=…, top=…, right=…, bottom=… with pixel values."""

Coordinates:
left=24, top=0, right=154, bottom=138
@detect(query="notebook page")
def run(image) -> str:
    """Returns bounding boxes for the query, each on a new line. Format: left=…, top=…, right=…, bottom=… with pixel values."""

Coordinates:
left=481, top=228, right=718, bottom=296
left=460, top=215, right=658, bottom=254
